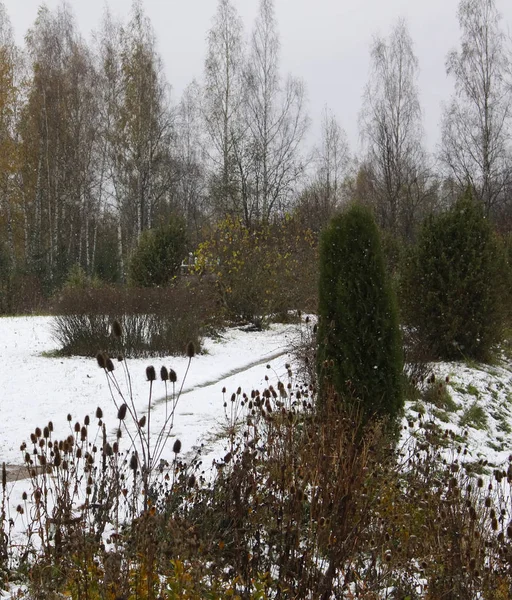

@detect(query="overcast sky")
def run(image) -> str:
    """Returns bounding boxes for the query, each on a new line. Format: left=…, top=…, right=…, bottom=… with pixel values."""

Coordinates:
left=4, top=0, right=512, bottom=153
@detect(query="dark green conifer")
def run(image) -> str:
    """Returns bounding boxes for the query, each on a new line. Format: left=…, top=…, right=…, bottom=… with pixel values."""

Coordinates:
left=317, top=203, right=403, bottom=425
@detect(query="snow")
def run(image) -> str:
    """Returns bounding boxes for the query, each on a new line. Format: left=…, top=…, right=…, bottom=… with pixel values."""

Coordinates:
left=1, top=316, right=512, bottom=599
left=0, top=316, right=298, bottom=470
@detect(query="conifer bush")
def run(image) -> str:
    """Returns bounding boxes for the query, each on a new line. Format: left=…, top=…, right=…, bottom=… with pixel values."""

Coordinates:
left=129, top=218, right=187, bottom=287
left=406, top=189, right=505, bottom=361
left=316, top=203, right=403, bottom=425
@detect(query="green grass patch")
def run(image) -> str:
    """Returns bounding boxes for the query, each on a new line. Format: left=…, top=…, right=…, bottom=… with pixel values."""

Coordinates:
left=459, top=402, right=488, bottom=430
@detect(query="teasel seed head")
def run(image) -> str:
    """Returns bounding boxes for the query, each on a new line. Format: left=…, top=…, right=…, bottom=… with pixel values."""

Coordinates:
left=129, top=453, right=138, bottom=471
left=169, top=369, right=177, bottom=383
left=84, top=415, right=90, bottom=426
left=96, top=407, right=103, bottom=419
left=146, top=366, right=156, bottom=381
left=160, top=366, right=169, bottom=381
left=173, top=439, right=182, bottom=454
left=186, top=341, right=195, bottom=358
left=106, top=358, right=115, bottom=372
left=96, top=352, right=106, bottom=369
left=138, top=415, right=146, bottom=429
left=117, top=404, right=127, bottom=420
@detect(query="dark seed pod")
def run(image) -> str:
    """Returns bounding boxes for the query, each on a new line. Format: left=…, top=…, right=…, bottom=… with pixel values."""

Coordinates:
left=173, top=439, right=182, bottom=454
left=138, top=416, right=146, bottom=429
left=187, top=474, right=196, bottom=488
left=117, top=404, right=127, bottom=421
left=35, top=428, right=41, bottom=438
left=67, top=414, right=72, bottom=422
left=129, top=454, right=138, bottom=471
left=81, top=426, right=87, bottom=442
left=106, top=358, right=115, bottom=372
left=96, top=353, right=106, bottom=369
left=169, top=369, right=177, bottom=383
left=96, top=407, right=103, bottom=419
left=146, top=366, right=156, bottom=381
left=84, top=415, right=90, bottom=426
left=186, top=341, right=195, bottom=358
left=74, top=422, right=80, bottom=433
left=48, top=421, right=53, bottom=432
left=160, top=366, right=169, bottom=381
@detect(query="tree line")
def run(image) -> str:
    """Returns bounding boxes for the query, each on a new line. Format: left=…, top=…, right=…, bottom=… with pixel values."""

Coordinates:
left=0, top=0, right=511, bottom=297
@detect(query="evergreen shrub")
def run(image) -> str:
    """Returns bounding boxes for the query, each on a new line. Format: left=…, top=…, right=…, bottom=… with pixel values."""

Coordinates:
left=405, top=189, right=505, bottom=361
left=316, top=203, right=403, bottom=425
left=129, top=218, right=187, bottom=287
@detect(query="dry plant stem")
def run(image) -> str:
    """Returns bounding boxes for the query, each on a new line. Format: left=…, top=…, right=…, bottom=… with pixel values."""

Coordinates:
left=153, top=358, right=191, bottom=468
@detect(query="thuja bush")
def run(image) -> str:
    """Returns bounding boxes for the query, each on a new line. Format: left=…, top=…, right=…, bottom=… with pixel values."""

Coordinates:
left=405, top=188, right=506, bottom=361
left=195, top=215, right=318, bottom=325
left=316, top=203, right=403, bottom=426
left=51, top=277, right=221, bottom=357
left=129, top=218, right=188, bottom=288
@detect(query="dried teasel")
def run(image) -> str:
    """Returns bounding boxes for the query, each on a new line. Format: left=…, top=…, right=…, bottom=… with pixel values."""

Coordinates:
left=160, top=366, right=169, bottom=381
left=186, top=341, right=195, bottom=358
left=117, top=404, right=128, bottom=421
left=138, top=416, right=146, bottom=429
left=96, top=352, right=106, bottom=369
left=129, top=454, right=138, bottom=471
left=146, top=366, right=156, bottom=382
left=169, top=369, right=177, bottom=383
left=173, top=439, right=182, bottom=454
left=96, top=407, right=103, bottom=419
left=106, top=358, right=115, bottom=372
left=84, top=415, right=90, bottom=426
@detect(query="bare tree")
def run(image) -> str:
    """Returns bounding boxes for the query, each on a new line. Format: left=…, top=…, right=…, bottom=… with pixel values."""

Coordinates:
left=0, top=2, right=20, bottom=269
left=173, top=80, right=208, bottom=237
left=20, top=3, right=100, bottom=285
left=242, top=0, right=309, bottom=224
left=359, top=19, right=429, bottom=237
left=440, top=0, right=512, bottom=216
left=203, top=0, right=246, bottom=219
left=315, top=107, right=350, bottom=207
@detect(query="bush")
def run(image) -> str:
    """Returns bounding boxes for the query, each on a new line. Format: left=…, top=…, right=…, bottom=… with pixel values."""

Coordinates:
left=11, top=360, right=512, bottom=599
left=405, top=188, right=506, bottom=361
left=51, top=278, right=221, bottom=357
left=316, top=203, right=403, bottom=426
left=129, top=218, right=188, bottom=287
left=195, top=216, right=318, bottom=325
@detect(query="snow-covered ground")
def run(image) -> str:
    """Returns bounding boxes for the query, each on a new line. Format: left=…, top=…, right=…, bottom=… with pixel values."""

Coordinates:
left=0, top=316, right=297, bottom=472
left=2, top=316, right=512, bottom=476
left=1, top=316, right=512, bottom=598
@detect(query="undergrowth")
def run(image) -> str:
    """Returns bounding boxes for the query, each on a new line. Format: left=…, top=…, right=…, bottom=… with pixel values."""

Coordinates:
left=1, top=321, right=512, bottom=599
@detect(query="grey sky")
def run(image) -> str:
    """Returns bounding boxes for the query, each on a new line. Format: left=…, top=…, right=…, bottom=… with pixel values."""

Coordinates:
left=5, top=0, right=512, bottom=153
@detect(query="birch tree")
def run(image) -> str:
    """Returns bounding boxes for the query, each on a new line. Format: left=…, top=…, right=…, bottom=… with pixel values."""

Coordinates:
left=359, top=19, right=428, bottom=237
left=440, top=0, right=512, bottom=216
left=243, top=0, right=309, bottom=224
left=203, top=0, right=246, bottom=219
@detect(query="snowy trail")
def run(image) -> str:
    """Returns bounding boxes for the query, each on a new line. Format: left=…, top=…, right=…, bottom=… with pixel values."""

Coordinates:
left=0, top=316, right=297, bottom=469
